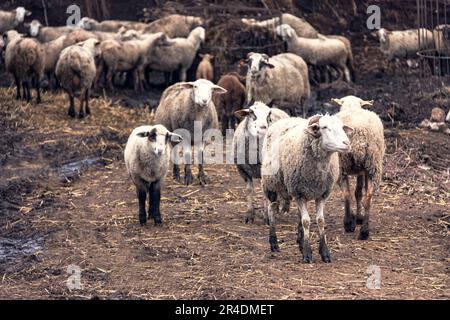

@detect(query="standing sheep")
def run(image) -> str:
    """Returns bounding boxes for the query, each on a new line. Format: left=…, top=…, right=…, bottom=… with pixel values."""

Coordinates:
left=28, top=20, right=73, bottom=43
left=124, top=124, right=183, bottom=226
left=196, top=53, right=214, bottom=82
left=154, top=79, right=227, bottom=186
left=55, top=38, right=101, bottom=118
left=42, top=35, right=67, bottom=87
left=261, top=115, right=354, bottom=262
left=0, top=7, right=31, bottom=33
left=144, top=14, right=204, bottom=38
left=4, top=30, right=44, bottom=103
left=331, top=96, right=385, bottom=240
left=245, top=52, right=310, bottom=116
left=214, top=72, right=246, bottom=135
left=233, top=102, right=289, bottom=224
left=77, top=17, right=148, bottom=33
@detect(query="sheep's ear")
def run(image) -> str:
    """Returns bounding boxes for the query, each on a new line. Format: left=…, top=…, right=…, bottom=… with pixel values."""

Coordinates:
left=361, top=100, right=374, bottom=108
left=199, top=53, right=205, bottom=58
left=263, top=62, right=275, bottom=69
left=234, top=109, right=250, bottom=120
left=212, top=85, right=227, bottom=95
left=136, top=131, right=149, bottom=138
left=307, top=115, right=322, bottom=136
left=26, top=10, right=32, bottom=16
left=167, top=132, right=183, bottom=144
left=180, top=82, right=195, bottom=89
left=247, top=52, right=255, bottom=59
left=331, top=98, right=343, bottom=106
left=343, top=125, right=354, bottom=136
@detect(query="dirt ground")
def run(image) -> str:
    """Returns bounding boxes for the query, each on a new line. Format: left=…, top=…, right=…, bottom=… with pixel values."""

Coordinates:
left=0, top=84, right=448, bottom=299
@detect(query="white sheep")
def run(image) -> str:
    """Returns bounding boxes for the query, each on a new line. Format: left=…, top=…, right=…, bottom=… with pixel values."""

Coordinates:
left=124, top=124, right=183, bottom=226
left=0, top=7, right=31, bottom=33
left=232, top=101, right=289, bottom=224
left=55, top=38, right=101, bottom=118
left=154, top=79, right=227, bottom=186
left=77, top=17, right=147, bottom=33
left=331, top=95, right=385, bottom=240
left=261, top=114, right=354, bottom=263
left=143, top=14, right=204, bottom=38
left=42, top=35, right=67, bottom=87
left=276, top=24, right=352, bottom=83
left=28, top=20, right=73, bottom=42
left=245, top=52, right=310, bottom=116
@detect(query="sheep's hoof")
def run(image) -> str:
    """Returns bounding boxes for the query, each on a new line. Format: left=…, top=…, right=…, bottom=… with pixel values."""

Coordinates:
left=319, top=237, right=332, bottom=263
left=244, top=210, right=255, bottom=224
left=344, top=216, right=356, bottom=233
left=269, top=235, right=279, bottom=252
left=302, top=241, right=312, bottom=263
left=78, top=112, right=85, bottom=119
left=68, top=108, right=76, bottom=118
left=153, top=217, right=163, bottom=226
left=139, top=214, right=147, bottom=226
left=184, top=174, right=193, bottom=186
left=358, top=229, right=370, bottom=240
left=198, top=174, right=208, bottom=186
left=263, top=218, right=270, bottom=226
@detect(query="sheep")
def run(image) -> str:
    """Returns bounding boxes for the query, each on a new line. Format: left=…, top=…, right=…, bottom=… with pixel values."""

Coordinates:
left=196, top=53, right=214, bottom=82
left=99, top=32, right=172, bottom=92
left=0, top=7, right=31, bottom=33
left=232, top=102, right=289, bottom=224
left=154, top=79, right=227, bottom=186
left=28, top=20, right=73, bottom=43
left=261, top=114, right=354, bottom=262
left=276, top=24, right=352, bottom=83
left=77, top=17, right=148, bottom=33
left=55, top=38, right=101, bottom=118
left=148, top=27, right=205, bottom=83
left=214, top=72, right=246, bottom=135
left=331, top=95, right=385, bottom=240
left=4, top=30, right=44, bottom=103
left=124, top=124, right=183, bottom=226
left=242, top=13, right=318, bottom=39
left=144, top=14, right=204, bottom=38
left=245, top=52, right=310, bottom=116
left=42, top=35, right=67, bottom=87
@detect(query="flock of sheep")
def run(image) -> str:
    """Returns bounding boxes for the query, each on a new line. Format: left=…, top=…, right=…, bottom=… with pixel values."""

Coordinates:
left=3, top=6, right=438, bottom=263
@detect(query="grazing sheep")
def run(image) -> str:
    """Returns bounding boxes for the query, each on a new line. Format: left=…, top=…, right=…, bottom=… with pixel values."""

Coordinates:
left=149, top=27, right=205, bottom=83
left=100, top=32, right=171, bottom=92
left=77, top=17, right=148, bottom=33
left=261, top=114, right=354, bottom=262
left=242, top=13, right=318, bottom=39
left=154, top=79, right=227, bottom=185
left=331, top=96, right=385, bottom=240
left=4, top=30, right=44, bottom=103
left=28, top=20, right=73, bottom=42
left=276, top=24, right=352, bottom=83
left=124, top=124, right=183, bottom=226
left=214, top=72, right=246, bottom=135
left=196, top=53, right=214, bottom=81
left=245, top=52, right=310, bottom=116
left=55, top=38, right=101, bottom=118
left=0, top=7, right=31, bottom=33
left=144, top=14, right=204, bottom=38
left=232, top=102, right=289, bottom=224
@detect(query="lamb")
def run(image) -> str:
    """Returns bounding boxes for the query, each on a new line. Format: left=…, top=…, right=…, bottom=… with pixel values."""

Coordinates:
left=242, top=13, right=318, bottom=39
left=144, top=14, right=204, bottom=38
left=214, top=72, right=246, bottom=135
left=28, top=20, right=73, bottom=42
left=276, top=24, right=352, bottom=83
left=77, top=17, right=148, bottom=33
left=0, top=7, right=31, bottom=33
left=196, top=53, right=214, bottom=82
left=149, top=27, right=205, bottom=83
left=232, top=102, right=289, bottom=224
left=124, top=124, right=183, bottom=226
left=154, top=79, right=227, bottom=186
left=245, top=52, right=310, bottom=116
left=55, top=38, right=101, bottom=118
left=331, top=95, right=385, bottom=240
left=261, top=114, right=354, bottom=263
left=4, top=30, right=44, bottom=103
left=100, top=32, right=171, bottom=92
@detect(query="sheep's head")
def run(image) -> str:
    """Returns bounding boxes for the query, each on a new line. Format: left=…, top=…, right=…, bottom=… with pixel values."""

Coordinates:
left=14, top=7, right=31, bottom=24
left=275, top=24, right=295, bottom=41
left=136, top=125, right=183, bottom=157
left=4, top=30, right=22, bottom=46
left=29, top=20, right=42, bottom=37
left=199, top=53, right=214, bottom=61
left=235, top=102, right=273, bottom=138
left=246, top=52, right=274, bottom=81
left=181, top=79, right=227, bottom=108
left=191, top=27, right=206, bottom=43
left=241, top=18, right=257, bottom=26
left=307, top=114, right=354, bottom=153
left=78, top=17, right=97, bottom=30
left=153, top=33, right=173, bottom=47
left=331, top=96, right=374, bottom=111
left=377, top=28, right=391, bottom=46
left=78, top=38, right=102, bottom=57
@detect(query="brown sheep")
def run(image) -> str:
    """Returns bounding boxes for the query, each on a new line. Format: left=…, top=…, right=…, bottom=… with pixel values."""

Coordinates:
left=196, top=53, right=214, bottom=81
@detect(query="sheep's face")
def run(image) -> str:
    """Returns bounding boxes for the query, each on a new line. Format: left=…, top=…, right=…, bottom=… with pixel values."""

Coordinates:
left=378, top=28, right=391, bottom=48
left=247, top=53, right=275, bottom=81
left=331, top=96, right=374, bottom=111
left=137, top=127, right=183, bottom=156
left=275, top=24, right=295, bottom=41
left=235, top=102, right=272, bottom=138
left=308, top=115, right=353, bottom=153
left=29, top=20, right=42, bottom=37
left=182, top=79, right=227, bottom=108
left=15, top=7, right=31, bottom=24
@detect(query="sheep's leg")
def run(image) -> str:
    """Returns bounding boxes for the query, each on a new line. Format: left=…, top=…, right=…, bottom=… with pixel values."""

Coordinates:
left=267, top=192, right=279, bottom=252
left=342, top=176, right=356, bottom=233
left=173, top=163, right=181, bottom=181
left=137, top=185, right=147, bottom=226
left=296, top=198, right=312, bottom=263
left=67, top=92, right=76, bottom=118
left=149, top=180, right=162, bottom=225
left=279, top=198, right=290, bottom=215
left=355, top=174, right=364, bottom=224
left=221, top=113, right=228, bottom=136
left=316, top=199, right=331, bottom=263
left=94, top=62, right=103, bottom=91
left=78, top=90, right=86, bottom=118
left=197, top=147, right=207, bottom=185
left=14, top=76, right=21, bottom=100
left=106, top=69, right=114, bottom=92
left=262, top=199, right=269, bottom=226
left=180, top=68, right=187, bottom=82
left=24, top=80, right=31, bottom=102
left=359, top=175, right=373, bottom=240
left=184, top=148, right=193, bottom=186
left=35, top=76, right=41, bottom=104
left=84, top=89, right=91, bottom=115
left=244, top=178, right=255, bottom=224
left=343, top=66, right=352, bottom=83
